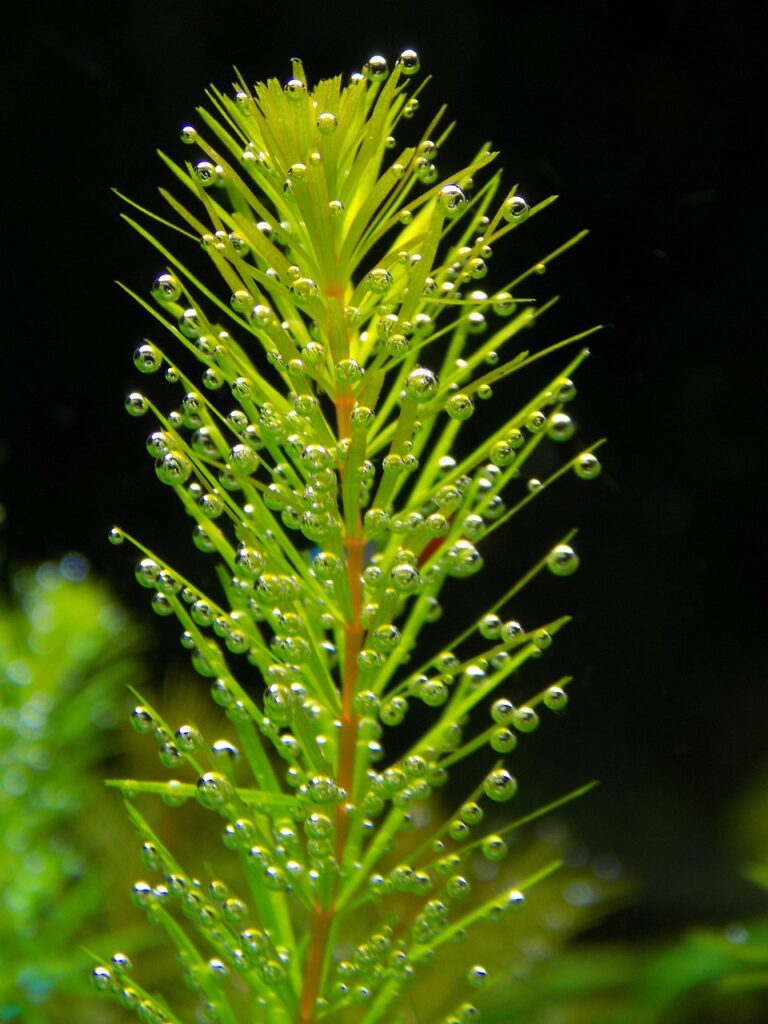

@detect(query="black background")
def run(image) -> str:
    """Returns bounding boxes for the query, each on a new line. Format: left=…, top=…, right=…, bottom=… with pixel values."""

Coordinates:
left=3, top=0, right=766, bottom=939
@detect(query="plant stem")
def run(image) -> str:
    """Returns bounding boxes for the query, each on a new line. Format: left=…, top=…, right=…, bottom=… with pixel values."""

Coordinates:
left=298, top=392, right=364, bottom=1023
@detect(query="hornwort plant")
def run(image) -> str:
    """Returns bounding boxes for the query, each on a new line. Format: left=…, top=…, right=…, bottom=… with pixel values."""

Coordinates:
left=93, top=50, right=606, bottom=1024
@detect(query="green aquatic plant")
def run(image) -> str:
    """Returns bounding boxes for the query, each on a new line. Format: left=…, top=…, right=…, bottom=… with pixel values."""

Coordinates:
left=0, top=558, right=145, bottom=1023
left=94, top=50, right=605, bottom=1023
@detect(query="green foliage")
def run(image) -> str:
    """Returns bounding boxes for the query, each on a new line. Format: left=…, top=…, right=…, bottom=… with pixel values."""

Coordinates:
left=0, top=558, right=144, bottom=1022
left=94, top=50, right=607, bottom=1024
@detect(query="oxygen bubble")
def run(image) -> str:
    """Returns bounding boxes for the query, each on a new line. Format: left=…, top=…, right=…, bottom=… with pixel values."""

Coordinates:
left=196, top=772, right=233, bottom=809
left=390, top=563, right=421, bottom=594
left=335, top=358, right=364, bottom=382
left=212, top=738, right=240, bottom=762
left=180, top=125, right=197, bottom=144
left=443, top=540, right=483, bottom=578
left=306, top=775, right=339, bottom=805
left=444, top=393, right=474, bottom=421
left=481, top=834, right=508, bottom=862
left=125, top=392, right=149, bottom=417
left=438, top=184, right=467, bottom=217
left=502, top=195, right=530, bottom=223
left=419, top=679, right=448, bottom=707
left=547, top=412, right=575, bottom=441
left=489, top=440, right=516, bottom=467
left=492, top=291, right=516, bottom=316
left=156, top=451, right=192, bottom=485
left=398, top=49, right=420, bottom=75
left=547, top=543, right=579, bottom=576
left=490, top=727, right=517, bottom=753
left=512, top=706, right=539, bottom=732
left=405, top=367, right=438, bottom=402
left=195, top=160, right=218, bottom=187
left=526, top=410, right=547, bottom=434
left=133, top=342, right=162, bottom=374
left=134, top=558, right=159, bottom=588
left=489, top=700, right=514, bottom=724
left=151, top=272, right=182, bottom=303
left=467, top=965, right=490, bottom=990
left=131, top=705, right=154, bottom=734
left=151, top=593, right=173, bottom=617
left=366, top=268, right=393, bottom=293
left=483, top=768, right=518, bottom=802
left=364, top=55, right=389, bottom=81
left=228, top=444, right=258, bottom=474
left=329, top=199, right=344, bottom=216
left=316, top=112, right=337, bottom=134
left=175, top=724, right=202, bottom=753
left=284, top=78, right=306, bottom=99
left=380, top=696, right=408, bottom=726
left=574, top=452, right=602, bottom=480
left=91, top=966, right=113, bottom=991
left=108, top=526, right=125, bottom=546
left=544, top=685, right=569, bottom=711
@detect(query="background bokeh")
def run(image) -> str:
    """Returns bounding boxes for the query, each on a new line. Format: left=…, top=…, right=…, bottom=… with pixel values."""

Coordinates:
left=2, top=0, right=765, bottom=951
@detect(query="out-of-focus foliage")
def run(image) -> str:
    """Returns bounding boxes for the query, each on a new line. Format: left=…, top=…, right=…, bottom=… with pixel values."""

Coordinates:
left=479, top=790, right=768, bottom=1024
left=0, top=556, right=147, bottom=1023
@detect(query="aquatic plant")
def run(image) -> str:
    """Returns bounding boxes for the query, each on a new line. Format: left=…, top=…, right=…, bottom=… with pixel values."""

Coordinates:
left=0, top=557, right=143, bottom=1022
left=94, top=50, right=605, bottom=1023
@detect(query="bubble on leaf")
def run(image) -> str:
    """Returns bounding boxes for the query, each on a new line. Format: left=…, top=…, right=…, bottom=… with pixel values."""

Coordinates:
left=481, top=834, right=508, bottom=862
left=547, top=412, right=575, bottom=441
left=364, top=55, right=389, bottom=81
left=467, top=964, right=490, bottom=990
left=133, top=342, right=162, bottom=374
left=512, top=706, right=539, bottom=732
left=547, top=543, right=579, bottom=576
left=151, top=272, right=182, bottom=303
left=574, top=451, right=602, bottom=480
left=398, top=49, right=420, bottom=75
left=316, top=112, right=337, bottom=134
left=439, top=184, right=467, bottom=217
left=483, top=768, right=518, bottom=802
left=544, top=685, right=569, bottom=711
left=444, top=393, right=474, bottom=421
left=502, top=195, right=530, bottom=223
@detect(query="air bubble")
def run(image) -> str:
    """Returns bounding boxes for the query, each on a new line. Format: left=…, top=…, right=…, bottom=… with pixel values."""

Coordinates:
left=133, top=342, right=162, bottom=373
left=364, top=55, right=389, bottom=81
left=544, top=685, right=568, bottom=711
left=398, top=49, right=420, bottom=75
left=467, top=964, right=490, bottom=990
left=574, top=452, right=602, bottom=480
left=284, top=79, right=306, bottom=99
left=196, top=772, right=233, bottom=810
left=125, top=392, right=148, bottom=417
left=151, top=272, right=182, bottom=303
left=547, top=543, right=579, bottom=576
left=316, top=112, right=337, bottom=134
left=438, top=184, right=467, bottom=217
left=547, top=412, right=575, bottom=441
left=483, top=768, right=518, bottom=802
left=502, top=195, right=530, bottom=223
left=156, top=451, right=192, bottom=486
left=366, top=268, right=393, bottom=293
left=512, top=706, right=539, bottom=732
left=444, top=393, right=474, bottom=421
left=405, top=367, right=438, bottom=402
left=481, top=834, right=508, bottom=862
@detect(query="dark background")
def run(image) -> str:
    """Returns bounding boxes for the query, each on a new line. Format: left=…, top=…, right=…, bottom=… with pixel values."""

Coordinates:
left=2, top=0, right=765, bottom=939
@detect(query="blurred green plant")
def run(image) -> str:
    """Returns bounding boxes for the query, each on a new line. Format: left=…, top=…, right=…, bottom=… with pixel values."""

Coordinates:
left=93, top=49, right=610, bottom=1024
left=0, top=556, right=146, bottom=1022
